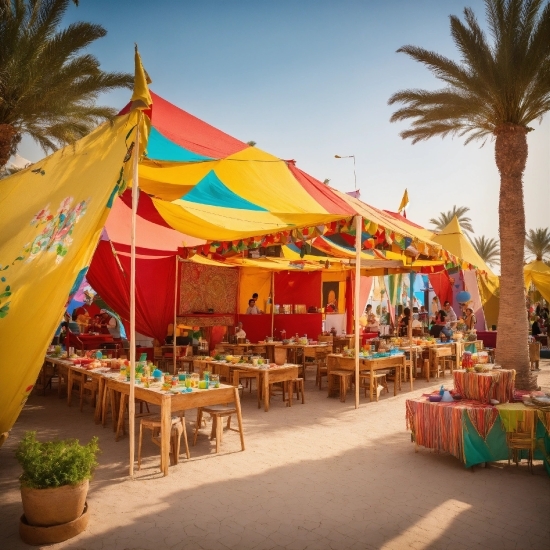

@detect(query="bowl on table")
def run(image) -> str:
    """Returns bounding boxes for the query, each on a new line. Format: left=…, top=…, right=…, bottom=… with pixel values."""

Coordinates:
left=428, top=395, right=442, bottom=402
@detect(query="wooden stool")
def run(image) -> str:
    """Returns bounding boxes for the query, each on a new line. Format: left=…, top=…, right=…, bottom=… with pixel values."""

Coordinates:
left=193, top=405, right=245, bottom=453
left=424, top=358, right=442, bottom=383
left=315, top=352, right=329, bottom=390
left=67, top=371, right=85, bottom=406
left=79, top=377, right=99, bottom=412
left=328, top=370, right=354, bottom=402
left=137, top=413, right=190, bottom=470
left=507, top=420, right=535, bottom=473
left=287, top=378, right=305, bottom=406
left=359, top=372, right=388, bottom=402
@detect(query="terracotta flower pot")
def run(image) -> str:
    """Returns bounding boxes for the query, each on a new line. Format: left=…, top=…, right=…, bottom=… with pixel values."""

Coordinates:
left=21, top=480, right=89, bottom=527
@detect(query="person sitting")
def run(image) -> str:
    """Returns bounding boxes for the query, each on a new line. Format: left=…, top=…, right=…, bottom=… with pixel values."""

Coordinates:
left=235, top=322, right=246, bottom=339
left=379, top=306, right=389, bottom=326
left=399, top=307, right=411, bottom=336
left=411, top=307, right=422, bottom=329
left=430, top=310, right=452, bottom=340
left=464, top=307, right=477, bottom=331
left=366, top=310, right=379, bottom=333
left=246, top=299, right=262, bottom=314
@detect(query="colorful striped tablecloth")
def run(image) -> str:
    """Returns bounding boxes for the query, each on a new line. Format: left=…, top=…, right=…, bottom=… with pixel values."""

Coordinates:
left=453, top=369, right=515, bottom=404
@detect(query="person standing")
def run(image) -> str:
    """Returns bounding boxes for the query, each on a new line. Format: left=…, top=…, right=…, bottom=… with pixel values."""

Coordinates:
left=246, top=299, right=262, bottom=314
left=464, top=307, right=477, bottom=331
left=443, top=300, right=457, bottom=329
left=430, top=296, right=440, bottom=322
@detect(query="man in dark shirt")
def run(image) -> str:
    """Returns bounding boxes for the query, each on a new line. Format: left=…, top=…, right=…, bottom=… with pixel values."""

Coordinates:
left=532, top=316, right=542, bottom=337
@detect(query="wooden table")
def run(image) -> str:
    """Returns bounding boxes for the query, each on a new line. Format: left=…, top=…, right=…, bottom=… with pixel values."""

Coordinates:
left=232, top=363, right=299, bottom=412
left=43, top=356, right=72, bottom=397
left=195, top=360, right=300, bottom=412
left=106, top=378, right=244, bottom=476
left=277, top=343, right=332, bottom=375
left=326, top=354, right=407, bottom=401
left=453, top=368, right=515, bottom=404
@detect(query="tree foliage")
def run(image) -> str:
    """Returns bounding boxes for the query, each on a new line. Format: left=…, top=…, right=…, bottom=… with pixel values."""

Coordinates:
left=525, top=227, right=550, bottom=261
left=472, top=235, right=501, bottom=266
left=0, top=0, right=133, bottom=166
left=429, top=205, right=474, bottom=233
left=388, top=0, right=550, bottom=143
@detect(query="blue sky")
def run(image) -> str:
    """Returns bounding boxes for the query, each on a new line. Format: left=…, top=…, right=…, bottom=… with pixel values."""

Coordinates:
left=18, top=0, right=549, bottom=242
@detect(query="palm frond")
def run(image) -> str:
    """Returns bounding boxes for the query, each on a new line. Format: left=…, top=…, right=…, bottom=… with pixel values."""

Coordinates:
left=525, top=227, right=550, bottom=261
left=472, top=235, right=501, bottom=266
left=389, top=0, right=550, bottom=141
left=0, top=0, right=132, bottom=163
left=430, top=205, right=474, bottom=233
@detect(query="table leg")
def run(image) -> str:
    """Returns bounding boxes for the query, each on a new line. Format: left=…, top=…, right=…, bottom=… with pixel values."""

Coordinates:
left=369, top=368, right=374, bottom=402
left=263, top=372, right=270, bottom=412
left=394, top=363, right=399, bottom=396
left=409, top=359, right=414, bottom=392
left=160, top=395, right=171, bottom=476
left=233, top=387, right=245, bottom=451
left=94, top=377, right=105, bottom=424
left=67, top=369, right=74, bottom=406
left=116, top=393, right=127, bottom=442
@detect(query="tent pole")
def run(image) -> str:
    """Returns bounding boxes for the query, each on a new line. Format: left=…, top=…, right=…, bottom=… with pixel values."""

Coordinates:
left=408, top=272, right=414, bottom=385
left=129, top=113, right=140, bottom=477
left=271, top=270, right=275, bottom=338
left=354, top=215, right=362, bottom=409
left=173, top=256, right=178, bottom=373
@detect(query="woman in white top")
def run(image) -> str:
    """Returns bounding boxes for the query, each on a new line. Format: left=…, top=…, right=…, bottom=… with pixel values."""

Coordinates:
left=245, top=299, right=262, bottom=314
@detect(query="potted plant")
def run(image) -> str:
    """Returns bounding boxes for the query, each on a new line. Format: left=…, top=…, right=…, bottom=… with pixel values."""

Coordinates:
left=16, top=431, right=99, bottom=545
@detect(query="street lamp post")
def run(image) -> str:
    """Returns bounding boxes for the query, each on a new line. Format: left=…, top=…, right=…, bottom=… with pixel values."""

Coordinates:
left=334, top=154, right=357, bottom=190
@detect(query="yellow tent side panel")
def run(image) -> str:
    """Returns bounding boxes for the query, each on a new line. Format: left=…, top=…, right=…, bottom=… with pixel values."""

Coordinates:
left=238, top=268, right=272, bottom=314
left=0, top=113, right=138, bottom=440
left=477, top=272, right=500, bottom=329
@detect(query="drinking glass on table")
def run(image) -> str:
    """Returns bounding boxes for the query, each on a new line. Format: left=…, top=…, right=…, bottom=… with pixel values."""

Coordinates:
left=211, top=374, right=220, bottom=388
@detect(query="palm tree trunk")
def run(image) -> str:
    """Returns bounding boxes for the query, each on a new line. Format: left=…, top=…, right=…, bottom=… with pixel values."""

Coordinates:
left=494, top=125, right=536, bottom=390
left=0, top=124, right=19, bottom=168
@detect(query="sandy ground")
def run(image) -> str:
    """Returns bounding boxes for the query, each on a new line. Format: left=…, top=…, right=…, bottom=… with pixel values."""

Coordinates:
left=1, top=363, right=549, bottom=550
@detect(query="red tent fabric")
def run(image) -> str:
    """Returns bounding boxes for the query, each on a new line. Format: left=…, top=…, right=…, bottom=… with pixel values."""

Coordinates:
left=274, top=271, right=321, bottom=309
left=87, top=240, right=176, bottom=342
left=118, top=92, right=247, bottom=159
left=428, top=272, right=453, bottom=308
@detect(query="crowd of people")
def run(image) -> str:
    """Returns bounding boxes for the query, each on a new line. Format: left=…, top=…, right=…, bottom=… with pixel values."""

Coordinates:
left=359, top=297, right=479, bottom=340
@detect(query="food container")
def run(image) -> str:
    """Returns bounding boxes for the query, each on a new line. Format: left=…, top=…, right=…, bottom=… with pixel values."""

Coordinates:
left=429, top=395, right=442, bottom=402
left=274, top=347, right=287, bottom=366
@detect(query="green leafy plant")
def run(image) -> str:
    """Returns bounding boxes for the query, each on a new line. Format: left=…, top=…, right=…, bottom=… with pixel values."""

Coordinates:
left=15, top=432, right=99, bottom=489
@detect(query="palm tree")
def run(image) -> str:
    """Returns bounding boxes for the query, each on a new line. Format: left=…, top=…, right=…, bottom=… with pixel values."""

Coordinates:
left=0, top=0, right=133, bottom=168
left=389, top=0, right=550, bottom=390
left=472, top=235, right=501, bottom=267
left=525, top=228, right=550, bottom=261
left=430, top=205, right=474, bottom=233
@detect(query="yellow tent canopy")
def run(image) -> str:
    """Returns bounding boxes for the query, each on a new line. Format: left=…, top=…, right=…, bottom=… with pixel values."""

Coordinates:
left=524, top=260, right=550, bottom=304
left=431, top=216, right=500, bottom=328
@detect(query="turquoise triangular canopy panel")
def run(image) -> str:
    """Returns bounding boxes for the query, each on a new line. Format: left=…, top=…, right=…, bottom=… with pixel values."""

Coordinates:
left=146, top=127, right=214, bottom=162
left=182, top=170, right=268, bottom=211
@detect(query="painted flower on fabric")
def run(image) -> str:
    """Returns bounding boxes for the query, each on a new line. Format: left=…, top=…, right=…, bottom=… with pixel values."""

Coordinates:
left=23, top=197, right=90, bottom=264
left=30, top=205, right=54, bottom=227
